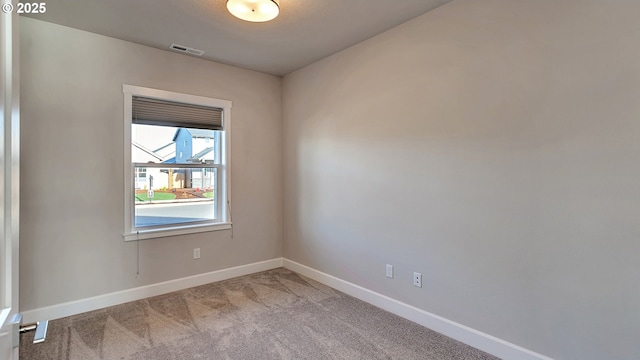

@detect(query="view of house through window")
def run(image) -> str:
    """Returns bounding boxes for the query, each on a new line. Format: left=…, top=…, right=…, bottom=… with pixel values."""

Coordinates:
left=123, top=85, right=230, bottom=240
left=132, top=124, right=221, bottom=227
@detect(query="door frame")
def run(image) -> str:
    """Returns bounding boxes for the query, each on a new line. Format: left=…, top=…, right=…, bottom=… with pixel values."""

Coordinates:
left=0, top=1, right=20, bottom=359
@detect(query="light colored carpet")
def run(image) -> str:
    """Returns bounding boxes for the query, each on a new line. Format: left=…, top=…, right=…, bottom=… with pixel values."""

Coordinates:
left=20, top=268, right=499, bottom=360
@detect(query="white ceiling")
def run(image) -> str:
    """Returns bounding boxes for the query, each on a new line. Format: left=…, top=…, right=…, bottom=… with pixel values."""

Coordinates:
left=23, top=0, right=452, bottom=76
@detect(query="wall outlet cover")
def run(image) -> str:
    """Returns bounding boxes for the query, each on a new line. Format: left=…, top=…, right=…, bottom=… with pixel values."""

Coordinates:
left=413, top=272, right=422, bottom=287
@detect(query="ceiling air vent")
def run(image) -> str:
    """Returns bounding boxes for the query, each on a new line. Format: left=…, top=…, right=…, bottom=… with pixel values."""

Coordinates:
left=170, top=44, right=205, bottom=56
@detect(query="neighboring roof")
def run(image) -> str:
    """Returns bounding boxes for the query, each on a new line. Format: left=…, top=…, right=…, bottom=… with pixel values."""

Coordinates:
left=187, top=147, right=214, bottom=163
left=189, top=129, right=215, bottom=138
left=172, top=128, right=215, bottom=141
left=132, top=141, right=164, bottom=161
left=153, top=142, right=174, bottom=153
left=162, top=156, right=176, bottom=164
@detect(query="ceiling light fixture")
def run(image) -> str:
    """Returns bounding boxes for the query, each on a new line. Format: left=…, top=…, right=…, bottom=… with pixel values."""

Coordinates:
left=226, top=0, right=280, bottom=23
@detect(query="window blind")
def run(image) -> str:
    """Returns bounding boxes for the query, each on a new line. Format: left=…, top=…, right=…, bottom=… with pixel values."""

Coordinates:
left=132, top=96, right=223, bottom=130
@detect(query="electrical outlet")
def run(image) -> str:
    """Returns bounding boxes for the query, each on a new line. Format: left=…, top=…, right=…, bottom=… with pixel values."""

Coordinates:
left=413, top=272, right=422, bottom=288
left=386, top=264, right=394, bottom=278
left=193, top=248, right=201, bottom=259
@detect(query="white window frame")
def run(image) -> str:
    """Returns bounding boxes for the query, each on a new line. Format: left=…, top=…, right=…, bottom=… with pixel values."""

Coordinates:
left=123, top=84, right=232, bottom=241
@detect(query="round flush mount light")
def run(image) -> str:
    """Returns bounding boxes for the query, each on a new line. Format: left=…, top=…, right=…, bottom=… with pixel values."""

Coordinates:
left=226, top=0, right=280, bottom=23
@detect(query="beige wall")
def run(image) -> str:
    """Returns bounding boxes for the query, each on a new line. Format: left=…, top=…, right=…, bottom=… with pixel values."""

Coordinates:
left=20, top=1, right=640, bottom=358
left=283, top=1, right=640, bottom=359
left=20, top=18, right=283, bottom=310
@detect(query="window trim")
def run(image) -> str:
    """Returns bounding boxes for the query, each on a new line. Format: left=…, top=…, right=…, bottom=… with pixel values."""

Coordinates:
left=123, top=84, right=232, bottom=241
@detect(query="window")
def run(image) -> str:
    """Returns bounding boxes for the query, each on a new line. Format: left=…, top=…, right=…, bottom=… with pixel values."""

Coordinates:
left=134, top=167, right=147, bottom=190
left=123, top=85, right=232, bottom=240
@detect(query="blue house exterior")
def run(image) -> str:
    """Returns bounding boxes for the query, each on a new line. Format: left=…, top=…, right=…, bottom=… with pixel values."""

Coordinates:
left=164, top=128, right=216, bottom=189
left=171, top=128, right=215, bottom=163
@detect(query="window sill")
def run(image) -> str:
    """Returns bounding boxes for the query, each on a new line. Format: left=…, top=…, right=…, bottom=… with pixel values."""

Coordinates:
left=123, top=222, right=231, bottom=241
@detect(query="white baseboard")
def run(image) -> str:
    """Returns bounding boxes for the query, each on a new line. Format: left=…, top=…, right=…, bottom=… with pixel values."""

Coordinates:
left=22, top=258, right=283, bottom=323
left=283, top=259, right=553, bottom=360
left=22, top=256, right=552, bottom=360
